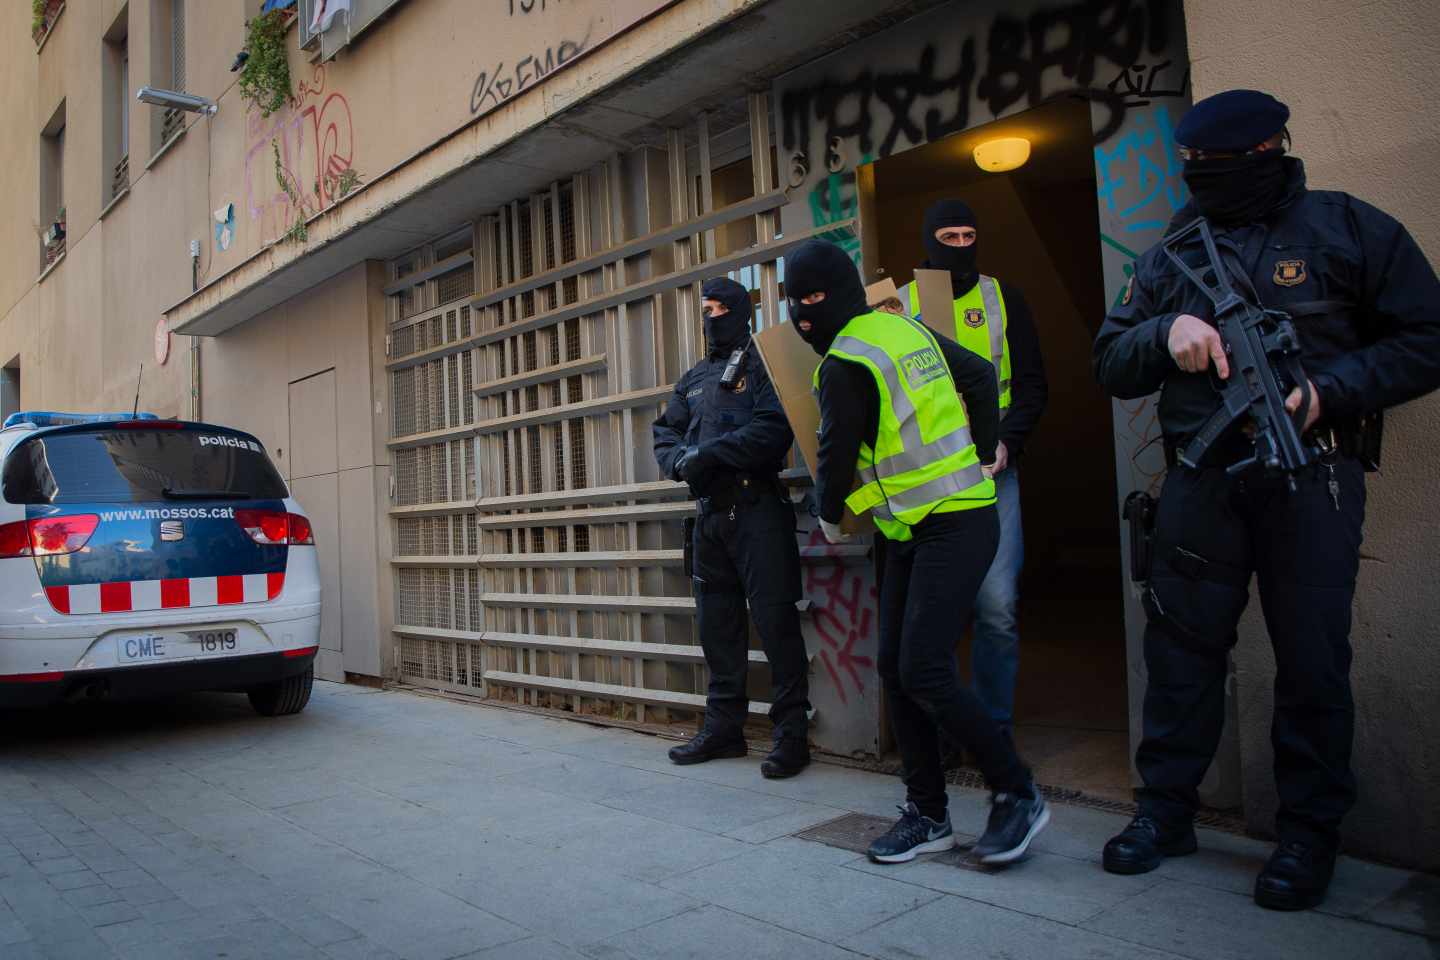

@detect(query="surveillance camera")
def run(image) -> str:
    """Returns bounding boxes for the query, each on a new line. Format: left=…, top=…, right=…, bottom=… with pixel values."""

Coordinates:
left=136, top=86, right=218, bottom=116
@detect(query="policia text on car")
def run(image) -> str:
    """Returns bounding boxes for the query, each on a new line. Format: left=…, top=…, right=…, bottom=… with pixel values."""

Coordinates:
left=787, top=238, right=1050, bottom=866
left=652, top=277, right=812, bottom=779
left=1094, top=89, right=1440, bottom=911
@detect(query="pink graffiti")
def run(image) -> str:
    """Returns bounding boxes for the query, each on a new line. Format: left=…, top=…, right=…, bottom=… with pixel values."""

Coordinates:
left=1120, top=396, right=1165, bottom=495
left=805, top=528, right=877, bottom=705
left=244, top=65, right=356, bottom=244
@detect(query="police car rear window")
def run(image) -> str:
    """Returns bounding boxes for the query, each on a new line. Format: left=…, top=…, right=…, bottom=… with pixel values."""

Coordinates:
left=2, top=429, right=288, bottom=504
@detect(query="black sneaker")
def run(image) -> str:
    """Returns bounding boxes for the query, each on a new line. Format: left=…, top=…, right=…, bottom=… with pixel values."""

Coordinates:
left=667, top=729, right=746, bottom=765
left=1254, top=840, right=1335, bottom=911
left=866, top=803, right=956, bottom=863
left=1102, top=815, right=1198, bottom=875
left=972, top=786, right=1050, bottom=864
left=760, top=737, right=810, bottom=779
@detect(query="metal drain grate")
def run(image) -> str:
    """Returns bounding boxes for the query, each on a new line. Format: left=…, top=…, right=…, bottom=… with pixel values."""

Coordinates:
left=795, top=813, right=904, bottom=855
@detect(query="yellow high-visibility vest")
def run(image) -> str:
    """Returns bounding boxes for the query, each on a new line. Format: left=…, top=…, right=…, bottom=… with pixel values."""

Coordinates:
left=812, top=310, right=995, bottom=542
left=901, top=275, right=1012, bottom=409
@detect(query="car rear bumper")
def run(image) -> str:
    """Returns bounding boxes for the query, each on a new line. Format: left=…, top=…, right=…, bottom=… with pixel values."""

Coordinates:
left=0, top=647, right=317, bottom=708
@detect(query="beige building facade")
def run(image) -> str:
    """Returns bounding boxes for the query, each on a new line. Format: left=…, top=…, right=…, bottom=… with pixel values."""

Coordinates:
left=2, top=0, right=1435, bottom=868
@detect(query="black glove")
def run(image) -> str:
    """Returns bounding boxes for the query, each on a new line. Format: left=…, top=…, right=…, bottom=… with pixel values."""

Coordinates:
left=678, top=445, right=716, bottom=494
left=671, top=446, right=699, bottom=482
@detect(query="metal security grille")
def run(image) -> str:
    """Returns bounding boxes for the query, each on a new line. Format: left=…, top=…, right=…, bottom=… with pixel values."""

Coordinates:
left=387, top=96, right=850, bottom=723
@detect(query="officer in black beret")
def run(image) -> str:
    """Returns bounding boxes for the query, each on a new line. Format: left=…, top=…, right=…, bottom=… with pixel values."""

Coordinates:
left=1093, top=89, right=1440, bottom=909
left=653, top=277, right=811, bottom=779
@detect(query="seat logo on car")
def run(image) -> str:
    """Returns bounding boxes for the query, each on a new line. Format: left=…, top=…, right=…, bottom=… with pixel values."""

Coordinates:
left=160, top=520, right=185, bottom=542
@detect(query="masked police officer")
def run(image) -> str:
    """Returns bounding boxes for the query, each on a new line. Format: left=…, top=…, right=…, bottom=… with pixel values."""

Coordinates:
left=653, top=277, right=812, bottom=779
left=1094, top=90, right=1440, bottom=910
left=899, top=200, right=1049, bottom=744
left=791, top=238, right=1049, bottom=866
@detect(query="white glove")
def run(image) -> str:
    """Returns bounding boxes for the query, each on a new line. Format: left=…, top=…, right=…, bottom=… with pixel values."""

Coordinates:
left=820, top=518, right=852, bottom=544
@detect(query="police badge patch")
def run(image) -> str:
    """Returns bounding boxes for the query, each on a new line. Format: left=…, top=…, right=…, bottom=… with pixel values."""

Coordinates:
left=1273, top=259, right=1307, bottom=286
left=731, top=376, right=747, bottom=393
left=963, top=307, right=986, bottom=328
left=1121, top=276, right=1134, bottom=305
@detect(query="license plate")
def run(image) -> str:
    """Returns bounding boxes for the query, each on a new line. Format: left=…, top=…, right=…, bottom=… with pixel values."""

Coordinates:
left=116, top=629, right=238, bottom=663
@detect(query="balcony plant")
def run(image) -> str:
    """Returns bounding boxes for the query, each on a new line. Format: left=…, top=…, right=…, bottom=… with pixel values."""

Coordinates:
left=32, top=0, right=62, bottom=45
left=238, top=9, right=294, bottom=117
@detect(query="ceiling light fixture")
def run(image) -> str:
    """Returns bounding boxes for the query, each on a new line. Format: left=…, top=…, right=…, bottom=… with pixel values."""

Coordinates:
left=973, top=137, right=1030, bottom=173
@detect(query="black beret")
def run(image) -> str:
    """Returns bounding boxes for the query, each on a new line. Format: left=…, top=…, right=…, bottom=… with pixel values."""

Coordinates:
left=1175, top=90, right=1290, bottom=152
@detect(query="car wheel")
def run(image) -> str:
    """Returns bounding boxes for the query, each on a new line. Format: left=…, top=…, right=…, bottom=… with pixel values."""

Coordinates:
left=248, top=666, right=313, bottom=716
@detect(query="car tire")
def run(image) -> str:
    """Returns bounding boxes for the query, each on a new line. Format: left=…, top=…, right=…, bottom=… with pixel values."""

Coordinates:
left=248, top=666, right=313, bottom=717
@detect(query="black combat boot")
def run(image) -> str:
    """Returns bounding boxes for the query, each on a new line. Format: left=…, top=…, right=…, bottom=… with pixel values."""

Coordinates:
left=668, top=728, right=746, bottom=765
left=1102, top=814, right=1199, bottom=875
left=760, top=737, right=810, bottom=779
left=1254, top=840, right=1335, bottom=911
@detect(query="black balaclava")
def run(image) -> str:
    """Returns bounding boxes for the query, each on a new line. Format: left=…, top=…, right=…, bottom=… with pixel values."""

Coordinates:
left=921, top=199, right=979, bottom=296
left=700, top=277, right=753, bottom=357
left=785, top=239, right=871, bottom=356
left=1182, top=151, right=1292, bottom=226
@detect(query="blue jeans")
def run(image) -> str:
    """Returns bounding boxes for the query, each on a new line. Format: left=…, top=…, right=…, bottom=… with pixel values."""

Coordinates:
left=971, top=468, right=1023, bottom=728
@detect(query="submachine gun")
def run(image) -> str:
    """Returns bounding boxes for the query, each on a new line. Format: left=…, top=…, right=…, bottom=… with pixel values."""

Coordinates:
left=1161, top=217, right=1319, bottom=490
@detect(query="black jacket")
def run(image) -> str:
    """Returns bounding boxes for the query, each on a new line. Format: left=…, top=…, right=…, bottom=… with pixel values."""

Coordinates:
left=815, top=329, right=1000, bottom=525
left=1094, top=159, right=1440, bottom=444
left=652, top=343, right=793, bottom=494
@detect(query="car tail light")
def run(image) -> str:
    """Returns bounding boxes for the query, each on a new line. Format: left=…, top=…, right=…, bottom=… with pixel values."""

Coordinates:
left=235, top=510, right=314, bottom=545
left=236, top=509, right=290, bottom=545
left=287, top=513, right=314, bottom=545
left=0, top=515, right=99, bottom=558
left=30, top=515, right=100, bottom=555
left=0, top=671, right=64, bottom=683
left=282, top=645, right=319, bottom=659
left=0, top=521, right=29, bottom=558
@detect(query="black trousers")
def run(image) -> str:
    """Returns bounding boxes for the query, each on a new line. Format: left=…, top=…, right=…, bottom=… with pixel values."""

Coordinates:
left=1138, top=457, right=1365, bottom=850
left=691, top=491, right=810, bottom=740
left=876, top=507, right=1029, bottom=818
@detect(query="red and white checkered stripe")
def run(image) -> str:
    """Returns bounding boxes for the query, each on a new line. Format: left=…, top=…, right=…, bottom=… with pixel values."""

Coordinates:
left=44, top=573, right=285, bottom=615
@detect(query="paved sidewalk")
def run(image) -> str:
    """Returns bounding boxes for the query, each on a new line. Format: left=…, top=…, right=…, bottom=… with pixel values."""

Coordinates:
left=0, top=683, right=1435, bottom=959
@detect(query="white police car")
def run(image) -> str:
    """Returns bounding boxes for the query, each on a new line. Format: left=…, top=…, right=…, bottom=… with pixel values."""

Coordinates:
left=0, top=412, right=321, bottom=714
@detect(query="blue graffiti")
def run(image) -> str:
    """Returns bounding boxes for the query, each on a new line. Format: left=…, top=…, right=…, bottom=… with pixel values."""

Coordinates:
left=1094, top=105, right=1186, bottom=234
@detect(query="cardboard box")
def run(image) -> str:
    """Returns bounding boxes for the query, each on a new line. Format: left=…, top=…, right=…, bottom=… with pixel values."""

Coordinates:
left=865, top=277, right=903, bottom=314
left=752, top=322, right=873, bottom=536
left=750, top=270, right=958, bottom=538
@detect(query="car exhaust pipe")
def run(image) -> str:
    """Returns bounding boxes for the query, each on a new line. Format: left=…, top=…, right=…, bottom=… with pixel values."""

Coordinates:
left=66, top=681, right=109, bottom=703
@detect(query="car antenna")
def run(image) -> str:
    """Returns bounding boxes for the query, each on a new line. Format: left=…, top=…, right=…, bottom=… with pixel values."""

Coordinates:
left=131, top=363, right=144, bottom=418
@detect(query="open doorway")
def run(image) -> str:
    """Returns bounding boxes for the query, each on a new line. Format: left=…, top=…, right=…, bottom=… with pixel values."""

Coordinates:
left=858, top=98, right=1130, bottom=800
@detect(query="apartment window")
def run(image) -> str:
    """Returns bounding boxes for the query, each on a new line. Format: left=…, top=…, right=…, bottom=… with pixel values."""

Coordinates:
left=39, top=101, right=66, bottom=270
left=150, top=0, right=186, bottom=152
left=1, top=359, right=20, bottom=422
left=104, top=6, right=131, bottom=201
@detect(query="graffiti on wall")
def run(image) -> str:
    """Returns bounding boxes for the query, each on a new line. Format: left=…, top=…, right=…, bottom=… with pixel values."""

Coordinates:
left=244, top=65, right=356, bottom=245
left=470, top=0, right=595, bottom=119
left=773, top=0, right=1192, bottom=703
left=469, top=29, right=592, bottom=117
left=804, top=529, right=877, bottom=708
left=776, top=0, right=1189, bottom=264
